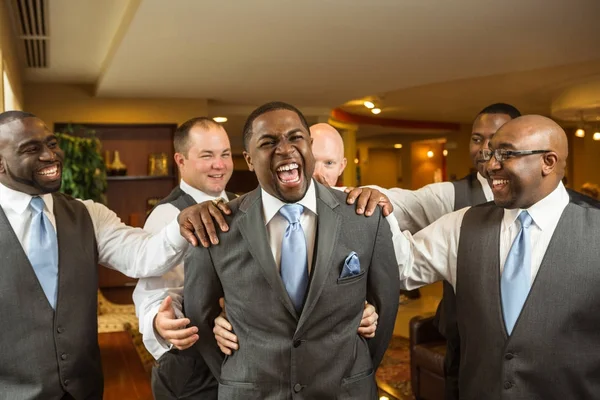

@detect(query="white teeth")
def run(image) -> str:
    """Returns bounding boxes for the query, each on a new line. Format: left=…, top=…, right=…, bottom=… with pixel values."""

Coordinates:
left=493, top=179, right=509, bottom=186
left=276, top=163, right=299, bottom=172
left=38, top=166, right=58, bottom=176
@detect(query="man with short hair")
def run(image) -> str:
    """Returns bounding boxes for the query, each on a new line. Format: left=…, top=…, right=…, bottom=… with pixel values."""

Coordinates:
left=184, top=102, right=400, bottom=399
left=133, top=117, right=236, bottom=399
left=310, top=122, right=347, bottom=187
left=0, top=110, right=194, bottom=400
left=394, top=115, right=600, bottom=398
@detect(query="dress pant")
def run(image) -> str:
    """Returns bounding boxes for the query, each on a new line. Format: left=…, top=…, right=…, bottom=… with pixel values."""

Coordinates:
left=151, top=349, right=218, bottom=400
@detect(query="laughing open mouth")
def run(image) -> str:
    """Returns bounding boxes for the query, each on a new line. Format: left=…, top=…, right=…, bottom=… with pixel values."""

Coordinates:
left=37, top=164, right=61, bottom=180
left=276, top=162, right=301, bottom=184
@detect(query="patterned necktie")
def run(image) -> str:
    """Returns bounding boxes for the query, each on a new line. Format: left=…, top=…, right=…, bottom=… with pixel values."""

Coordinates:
left=279, top=204, right=309, bottom=312
left=28, top=196, right=59, bottom=309
left=501, top=211, right=533, bottom=335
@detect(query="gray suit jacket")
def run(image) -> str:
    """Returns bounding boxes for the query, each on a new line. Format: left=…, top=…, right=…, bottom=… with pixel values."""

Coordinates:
left=184, top=182, right=399, bottom=400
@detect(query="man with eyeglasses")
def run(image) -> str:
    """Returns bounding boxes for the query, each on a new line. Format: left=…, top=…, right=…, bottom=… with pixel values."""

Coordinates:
left=392, top=114, right=600, bottom=398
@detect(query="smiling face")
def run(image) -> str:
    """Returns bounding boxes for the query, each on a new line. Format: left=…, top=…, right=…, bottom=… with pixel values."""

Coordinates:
left=485, top=116, right=564, bottom=209
left=310, top=123, right=347, bottom=186
left=0, top=117, right=64, bottom=195
left=243, top=109, right=315, bottom=203
left=470, top=113, right=513, bottom=177
left=175, top=124, right=233, bottom=197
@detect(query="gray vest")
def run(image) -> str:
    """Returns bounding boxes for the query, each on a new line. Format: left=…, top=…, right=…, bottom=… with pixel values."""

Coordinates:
left=456, top=201, right=600, bottom=400
left=0, top=193, right=101, bottom=400
left=155, top=186, right=237, bottom=212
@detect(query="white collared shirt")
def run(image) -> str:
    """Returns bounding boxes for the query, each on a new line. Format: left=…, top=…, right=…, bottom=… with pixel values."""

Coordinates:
left=132, top=179, right=230, bottom=359
left=0, top=182, right=188, bottom=279
left=370, top=173, right=493, bottom=234
left=391, top=182, right=570, bottom=291
left=261, top=180, right=318, bottom=273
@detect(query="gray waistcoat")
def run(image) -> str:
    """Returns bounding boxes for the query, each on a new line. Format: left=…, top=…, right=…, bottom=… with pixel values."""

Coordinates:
left=456, top=201, right=600, bottom=400
left=0, top=193, right=100, bottom=400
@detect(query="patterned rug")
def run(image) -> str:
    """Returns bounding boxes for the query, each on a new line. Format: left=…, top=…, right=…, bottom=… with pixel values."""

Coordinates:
left=377, top=336, right=415, bottom=400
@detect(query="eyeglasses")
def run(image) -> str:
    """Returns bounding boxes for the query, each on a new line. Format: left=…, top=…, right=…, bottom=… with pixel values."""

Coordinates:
left=480, top=148, right=550, bottom=163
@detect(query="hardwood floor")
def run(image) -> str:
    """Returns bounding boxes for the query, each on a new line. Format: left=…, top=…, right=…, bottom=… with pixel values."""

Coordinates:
left=99, top=332, right=153, bottom=400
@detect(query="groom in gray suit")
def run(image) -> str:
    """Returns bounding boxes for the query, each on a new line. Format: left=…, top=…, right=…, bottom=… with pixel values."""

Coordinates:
left=183, top=101, right=399, bottom=399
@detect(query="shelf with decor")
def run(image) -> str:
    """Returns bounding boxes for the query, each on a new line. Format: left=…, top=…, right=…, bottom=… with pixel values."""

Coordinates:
left=55, top=123, right=179, bottom=304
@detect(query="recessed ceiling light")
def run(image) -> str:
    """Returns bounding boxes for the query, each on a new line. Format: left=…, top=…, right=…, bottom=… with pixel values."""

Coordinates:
left=427, top=150, right=434, bottom=158
left=594, top=132, right=600, bottom=141
left=371, top=108, right=381, bottom=115
left=364, top=101, right=375, bottom=109
left=213, top=117, right=228, bottom=123
left=443, top=149, right=448, bottom=156
left=394, top=143, right=403, bottom=149
left=575, top=128, right=585, bottom=138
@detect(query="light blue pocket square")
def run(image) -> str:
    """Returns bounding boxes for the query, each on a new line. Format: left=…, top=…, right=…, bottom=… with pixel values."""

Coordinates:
left=340, top=251, right=361, bottom=279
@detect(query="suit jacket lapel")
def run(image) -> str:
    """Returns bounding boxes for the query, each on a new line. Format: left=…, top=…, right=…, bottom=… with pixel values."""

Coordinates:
left=238, top=188, right=299, bottom=319
left=296, top=183, right=341, bottom=334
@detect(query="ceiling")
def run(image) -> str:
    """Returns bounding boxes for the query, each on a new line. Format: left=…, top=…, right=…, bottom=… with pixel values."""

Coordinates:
left=13, top=0, right=600, bottom=123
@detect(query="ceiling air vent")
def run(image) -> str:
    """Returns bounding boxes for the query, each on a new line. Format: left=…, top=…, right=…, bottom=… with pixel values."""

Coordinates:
left=10, top=0, right=49, bottom=68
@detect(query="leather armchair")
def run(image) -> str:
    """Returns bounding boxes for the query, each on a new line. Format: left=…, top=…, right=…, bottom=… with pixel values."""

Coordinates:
left=409, top=314, right=446, bottom=400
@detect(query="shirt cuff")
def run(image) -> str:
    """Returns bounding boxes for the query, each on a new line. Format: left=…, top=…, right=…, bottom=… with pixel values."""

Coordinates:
left=141, top=305, right=173, bottom=360
left=164, top=217, right=189, bottom=249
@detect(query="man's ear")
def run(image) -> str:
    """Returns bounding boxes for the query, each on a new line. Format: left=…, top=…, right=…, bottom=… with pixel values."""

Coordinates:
left=174, top=152, right=186, bottom=169
left=541, top=151, right=558, bottom=177
left=0, top=157, right=5, bottom=174
left=339, top=157, right=347, bottom=176
left=243, top=151, right=254, bottom=171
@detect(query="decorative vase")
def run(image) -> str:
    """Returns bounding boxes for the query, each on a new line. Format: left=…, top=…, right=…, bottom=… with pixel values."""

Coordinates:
left=110, top=151, right=127, bottom=176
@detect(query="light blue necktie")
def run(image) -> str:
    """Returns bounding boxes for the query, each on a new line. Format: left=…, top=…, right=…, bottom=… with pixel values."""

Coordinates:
left=28, top=196, right=59, bottom=309
left=279, top=204, right=309, bottom=312
left=501, top=211, right=533, bottom=335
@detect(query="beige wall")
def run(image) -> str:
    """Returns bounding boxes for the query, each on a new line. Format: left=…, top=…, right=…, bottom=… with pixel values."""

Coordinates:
left=0, top=1, right=24, bottom=111
left=569, top=128, right=600, bottom=191
left=411, top=141, right=445, bottom=189
left=24, top=83, right=208, bottom=129
left=365, top=149, right=400, bottom=188
left=357, top=130, right=472, bottom=189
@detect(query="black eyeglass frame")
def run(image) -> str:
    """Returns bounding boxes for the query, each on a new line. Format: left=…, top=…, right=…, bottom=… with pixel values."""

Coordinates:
left=480, top=149, right=551, bottom=162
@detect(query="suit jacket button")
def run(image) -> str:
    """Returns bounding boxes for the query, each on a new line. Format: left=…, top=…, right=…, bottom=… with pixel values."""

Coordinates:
left=61, top=353, right=68, bottom=360
left=64, top=379, right=70, bottom=386
left=57, top=327, right=64, bottom=334
left=293, top=340, right=302, bottom=348
left=293, top=383, right=303, bottom=393
left=504, top=381, right=513, bottom=389
left=505, top=353, right=514, bottom=360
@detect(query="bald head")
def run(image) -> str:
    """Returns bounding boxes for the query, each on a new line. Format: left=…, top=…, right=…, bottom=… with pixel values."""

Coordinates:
left=310, top=123, right=347, bottom=186
left=487, top=115, right=568, bottom=209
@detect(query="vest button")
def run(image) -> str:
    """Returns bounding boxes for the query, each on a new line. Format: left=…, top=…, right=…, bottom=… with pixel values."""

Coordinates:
left=64, top=379, right=70, bottom=386
left=293, top=340, right=302, bottom=348
left=293, top=383, right=303, bottom=393
left=504, top=381, right=513, bottom=389
left=61, top=353, right=68, bottom=360
left=57, top=327, right=64, bottom=334
left=505, top=353, right=514, bottom=360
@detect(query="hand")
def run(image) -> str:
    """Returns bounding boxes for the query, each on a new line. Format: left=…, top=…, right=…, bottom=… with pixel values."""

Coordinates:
left=358, top=301, right=379, bottom=338
left=154, top=296, right=199, bottom=350
left=178, top=200, right=231, bottom=247
left=213, top=297, right=239, bottom=355
left=344, top=187, right=393, bottom=217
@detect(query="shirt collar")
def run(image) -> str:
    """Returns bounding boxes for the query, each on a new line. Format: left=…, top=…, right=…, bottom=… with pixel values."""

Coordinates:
left=261, top=179, right=318, bottom=225
left=0, top=182, right=53, bottom=215
left=179, top=179, right=229, bottom=203
left=477, top=172, right=494, bottom=202
left=502, top=181, right=569, bottom=231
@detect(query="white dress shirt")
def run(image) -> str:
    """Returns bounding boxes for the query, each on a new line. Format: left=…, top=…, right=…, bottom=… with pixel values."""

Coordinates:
left=261, top=180, right=318, bottom=273
left=370, top=173, right=493, bottom=234
left=132, top=179, right=230, bottom=359
left=390, top=182, right=570, bottom=292
left=0, top=183, right=188, bottom=279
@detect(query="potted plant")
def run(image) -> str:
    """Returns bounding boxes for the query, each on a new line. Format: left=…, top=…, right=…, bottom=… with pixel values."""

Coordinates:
left=56, top=125, right=107, bottom=204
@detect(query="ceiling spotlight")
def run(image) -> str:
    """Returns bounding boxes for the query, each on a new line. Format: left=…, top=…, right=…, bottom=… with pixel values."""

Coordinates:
left=443, top=149, right=448, bottom=156
left=354, top=158, right=359, bottom=164
left=394, top=143, right=403, bottom=149
left=379, top=396, right=390, bottom=400
left=427, top=150, right=434, bottom=158
left=594, top=132, right=600, bottom=141
left=212, top=117, right=228, bottom=123
left=371, top=108, right=381, bottom=115
left=575, top=128, right=585, bottom=138
left=363, top=101, right=375, bottom=109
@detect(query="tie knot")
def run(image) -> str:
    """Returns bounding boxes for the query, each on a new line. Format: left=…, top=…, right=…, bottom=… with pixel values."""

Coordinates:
left=279, top=204, right=304, bottom=224
left=518, top=211, right=533, bottom=229
left=29, top=196, right=45, bottom=214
